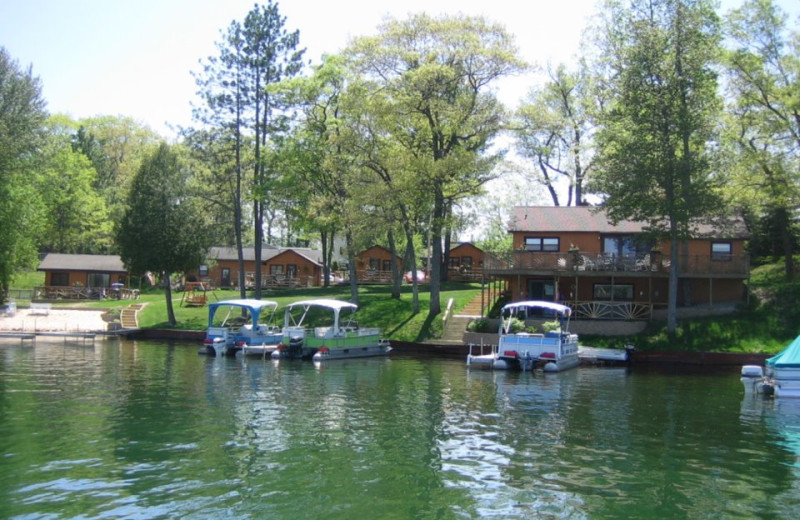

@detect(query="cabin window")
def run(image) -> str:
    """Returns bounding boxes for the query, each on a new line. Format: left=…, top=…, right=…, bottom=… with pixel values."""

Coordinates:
left=287, top=265, right=297, bottom=278
left=87, top=273, right=110, bottom=288
left=269, top=265, right=284, bottom=275
left=382, top=260, right=392, bottom=271
left=51, top=272, right=69, bottom=286
left=602, top=235, right=650, bottom=256
left=461, top=256, right=473, bottom=269
left=198, top=265, right=208, bottom=277
left=593, top=284, right=634, bottom=301
left=711, top=242, right=732, bottom=261
left=525, top=237, right=559, bottom=252
left=368, top=258, right=380, bottom=270
left=448, top=257, right=461, bottom=268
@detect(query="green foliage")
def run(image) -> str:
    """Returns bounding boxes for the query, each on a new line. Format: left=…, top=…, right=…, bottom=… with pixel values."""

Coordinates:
left=541, top=320, right=561, bottom=333
left=721, top=0, right=800, bottom=278
left=592, top=0, right=723, bottom=332
left=0, top=48, right=48, bottom=301
left=117, top=143, right=212, bottom=325
left=467, top=318, right=494, bottom=333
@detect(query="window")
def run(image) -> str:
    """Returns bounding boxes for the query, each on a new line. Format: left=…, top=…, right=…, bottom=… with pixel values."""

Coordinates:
left=382, top=260, right=392, bottom=271
left=711, top=242, right=732, bottom=261
left=287, top=265, right=297, bottom=278
left=524, top=237, right=559, bottom=252
left=593, top=284, right=634, bottom=301
left=369, top=258, right=380, bottom=270
left=51, top=272, right=69, bottom=286
left=602, top=235, right=650, bottom=256
left=461, top=256, right=473, bottom=269
left=269, top=265, right=284, bottom=276
left=448, top=257, right=461, bottom=268
left=199, top=265, right=208, bottom=277
left=87, top=273, right=110, bottom=288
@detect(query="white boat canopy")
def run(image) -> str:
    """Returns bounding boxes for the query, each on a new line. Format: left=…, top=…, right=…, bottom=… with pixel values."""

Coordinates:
left=501, top=300, right=572, bottom=317
left=285, top=299, right=358, bottom=312
left=207, top=299, right=279, bottom=325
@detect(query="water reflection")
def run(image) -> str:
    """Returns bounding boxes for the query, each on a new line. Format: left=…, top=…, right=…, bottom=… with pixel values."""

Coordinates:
left=3, top=339, right=800, bottom=518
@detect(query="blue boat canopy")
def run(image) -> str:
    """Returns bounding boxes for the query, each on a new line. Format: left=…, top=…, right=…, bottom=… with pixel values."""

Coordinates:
left=766, top=335, right=800, bottom=367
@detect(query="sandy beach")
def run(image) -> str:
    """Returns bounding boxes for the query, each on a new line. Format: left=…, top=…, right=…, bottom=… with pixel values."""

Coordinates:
left=0, top=308, right=109, bottom=333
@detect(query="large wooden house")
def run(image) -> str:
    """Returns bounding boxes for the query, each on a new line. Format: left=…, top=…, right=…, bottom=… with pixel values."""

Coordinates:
left=484, top=206, right=750, bottom=320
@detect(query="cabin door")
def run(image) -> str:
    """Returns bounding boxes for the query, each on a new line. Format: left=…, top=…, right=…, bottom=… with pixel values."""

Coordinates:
left=221, top=268, right=231, bottom=287
left=527, top=280, right=555, bottom=301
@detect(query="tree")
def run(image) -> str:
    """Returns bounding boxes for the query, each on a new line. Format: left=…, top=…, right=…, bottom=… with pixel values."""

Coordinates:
left=0, top=48, right=47, bottom=301
left=70, top=115, right=161, bottom=225
left=347, top=13, right=525, bottom=317
left=38, top=117, right=111, bottom=253
left=117, top=143, right=210, bottom=326
left=194, top=1, right=305, bottom=299
left=514, top=64, right=596, bottom=206
left=591, top=0, right=723, bottom=334
left=722, top=0, right=800, bottom=279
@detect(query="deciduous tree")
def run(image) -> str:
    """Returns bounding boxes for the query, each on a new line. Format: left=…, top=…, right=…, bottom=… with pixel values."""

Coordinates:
left=347, top=14, right=524, bottom=317
left=0, top=48, right=47, bottom=301
left=722, top=0, right=800, bottom=279
left=591, top=0, right=723, bottom=334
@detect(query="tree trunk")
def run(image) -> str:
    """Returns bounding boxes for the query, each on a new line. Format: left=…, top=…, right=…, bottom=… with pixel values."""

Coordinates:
left=164, top=271, right=177, bottom=326
left=667, top=228, right=679, bottom=335
left=320, top=229, right=330, bottom=287
left=405, top=236, right=420, bottom=314
left=345, top=228, right=359, bottom=306
left=428, top=189, right=444, bottom=318
left=388, top=229, right=401, bottom=299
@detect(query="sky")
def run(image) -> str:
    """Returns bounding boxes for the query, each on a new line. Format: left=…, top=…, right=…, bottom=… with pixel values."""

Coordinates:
left=2, top=0, right=798, bottom=139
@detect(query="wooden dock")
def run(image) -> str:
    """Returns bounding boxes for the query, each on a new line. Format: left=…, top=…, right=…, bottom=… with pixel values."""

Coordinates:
left=0, top=331, right=96, bottom=345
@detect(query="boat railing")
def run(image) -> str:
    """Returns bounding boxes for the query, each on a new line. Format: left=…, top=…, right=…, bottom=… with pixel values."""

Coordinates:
left=467, top=342, right=497, bottom=358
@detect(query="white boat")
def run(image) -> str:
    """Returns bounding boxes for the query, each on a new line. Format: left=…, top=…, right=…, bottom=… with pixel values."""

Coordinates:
left=742, top=335, right=800, bottom=398
left=271, top=298, right=391, bottom=361
left=202, top=299, right=282, bottom=357
left=467, top=300, right=579, bottom=372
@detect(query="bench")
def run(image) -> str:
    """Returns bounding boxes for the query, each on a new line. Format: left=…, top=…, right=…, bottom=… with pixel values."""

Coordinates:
left=29, top=302, right=52, bottom=315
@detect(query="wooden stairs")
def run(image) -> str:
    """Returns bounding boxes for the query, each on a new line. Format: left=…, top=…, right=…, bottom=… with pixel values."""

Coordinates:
left=120, top=303, right=146, bottom=329
left=437, top=290, right=499, bottom=344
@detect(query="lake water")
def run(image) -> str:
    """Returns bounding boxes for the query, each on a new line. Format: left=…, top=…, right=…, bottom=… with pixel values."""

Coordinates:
left=1, top=338, right=799, bottom=519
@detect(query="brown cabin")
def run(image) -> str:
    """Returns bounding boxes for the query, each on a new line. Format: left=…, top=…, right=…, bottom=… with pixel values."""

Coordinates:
left=36, top=253, right=133, bottom=300
left=354, top=245, right=403, bottom=284
left=483, top=206, right=750, bottom=320
left=195, top=246, right=322, bottom=289
left=447, top=242, right=485, bottom=281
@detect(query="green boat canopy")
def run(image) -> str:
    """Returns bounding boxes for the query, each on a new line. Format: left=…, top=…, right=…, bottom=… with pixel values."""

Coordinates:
left=766, top=335, right=800, bottom=367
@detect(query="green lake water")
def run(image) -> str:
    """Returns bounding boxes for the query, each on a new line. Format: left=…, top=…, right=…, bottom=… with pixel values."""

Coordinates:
left=1, top=338, right=799, bottom=519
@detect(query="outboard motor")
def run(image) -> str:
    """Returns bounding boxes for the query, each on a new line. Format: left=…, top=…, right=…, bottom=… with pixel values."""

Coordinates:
left=288, top=335, right=304, bottom=359
left=740, top=365, right=764, bottom=394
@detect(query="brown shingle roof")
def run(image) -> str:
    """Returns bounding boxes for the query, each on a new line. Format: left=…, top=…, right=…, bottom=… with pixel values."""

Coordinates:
left=509, top=206, right=749, bottom=239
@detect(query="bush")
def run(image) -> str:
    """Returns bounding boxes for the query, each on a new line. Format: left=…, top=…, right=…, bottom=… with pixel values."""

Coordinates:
left=467, top=318, right=494, bottom=333
left=542, top=320, right=561, bottom=333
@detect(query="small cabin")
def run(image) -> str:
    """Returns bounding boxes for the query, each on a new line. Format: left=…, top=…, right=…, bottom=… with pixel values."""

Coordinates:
left=36, top=253, right=132, bottom=299
left=354, top=245, right=403, bottom=284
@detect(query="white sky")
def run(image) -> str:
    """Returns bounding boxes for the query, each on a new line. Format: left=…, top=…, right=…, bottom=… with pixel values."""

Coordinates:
left=1, top=0, right=797, bottom=138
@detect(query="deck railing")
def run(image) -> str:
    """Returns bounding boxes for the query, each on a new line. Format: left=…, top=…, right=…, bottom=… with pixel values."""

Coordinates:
left=484, top=251, right=749, bottom=276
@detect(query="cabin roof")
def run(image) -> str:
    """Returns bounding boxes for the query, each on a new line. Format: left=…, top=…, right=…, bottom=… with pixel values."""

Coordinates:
left=37, top=253, right=127, bottom=273
left=509, top=206, right=749, bottom=239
